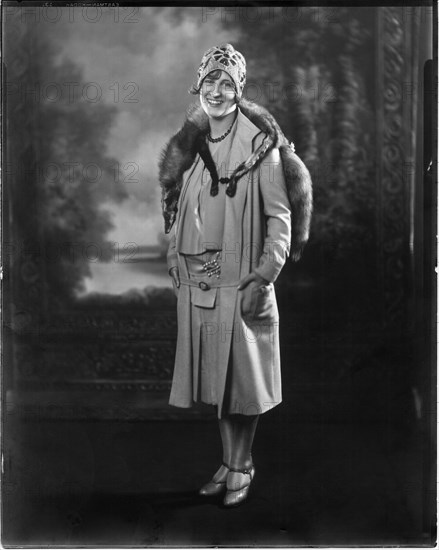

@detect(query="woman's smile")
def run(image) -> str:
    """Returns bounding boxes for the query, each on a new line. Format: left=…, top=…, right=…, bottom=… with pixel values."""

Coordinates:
left=201, top=92, right=234, bottom=116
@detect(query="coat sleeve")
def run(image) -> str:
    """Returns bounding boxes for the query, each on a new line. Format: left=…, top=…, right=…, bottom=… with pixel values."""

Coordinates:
left=253, top=147, right=292, bottom=283
left=167, top=226, right=179, bottom=275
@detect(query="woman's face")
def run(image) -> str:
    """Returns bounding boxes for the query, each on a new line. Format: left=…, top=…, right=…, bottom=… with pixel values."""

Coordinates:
left=200, top=70, right=237, bottom=119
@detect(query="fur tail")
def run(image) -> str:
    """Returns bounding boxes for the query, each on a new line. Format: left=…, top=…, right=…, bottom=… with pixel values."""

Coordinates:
left=279, top=144, right=313, bottom=261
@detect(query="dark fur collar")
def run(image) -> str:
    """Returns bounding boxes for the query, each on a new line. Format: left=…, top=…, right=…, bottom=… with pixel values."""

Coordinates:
left=158, top=98, right=313, bottom=261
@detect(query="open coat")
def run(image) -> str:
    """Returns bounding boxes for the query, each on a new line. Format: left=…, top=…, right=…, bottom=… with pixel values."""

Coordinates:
left=159, top=102, right=312, bottom=418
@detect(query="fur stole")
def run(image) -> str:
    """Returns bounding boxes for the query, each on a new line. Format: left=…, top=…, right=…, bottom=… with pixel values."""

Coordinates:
left=158, top=98, right=313, bottom=261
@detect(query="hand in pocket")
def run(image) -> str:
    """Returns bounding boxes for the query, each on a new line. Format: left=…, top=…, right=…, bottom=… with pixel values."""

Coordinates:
left=238, top=272, right=271, bottom=320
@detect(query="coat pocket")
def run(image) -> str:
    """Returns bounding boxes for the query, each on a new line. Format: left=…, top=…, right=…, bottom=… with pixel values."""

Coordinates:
left=241, top=282, right=275, bottom=321
left=253, top=283, right=275, bottom=320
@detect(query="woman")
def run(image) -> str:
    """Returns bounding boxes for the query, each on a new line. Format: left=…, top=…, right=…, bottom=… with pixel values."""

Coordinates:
left=159, top=44, right=312, bottom=507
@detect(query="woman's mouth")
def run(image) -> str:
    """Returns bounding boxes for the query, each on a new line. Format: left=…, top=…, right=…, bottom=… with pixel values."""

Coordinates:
left=207, top=99, right=223, bottom=107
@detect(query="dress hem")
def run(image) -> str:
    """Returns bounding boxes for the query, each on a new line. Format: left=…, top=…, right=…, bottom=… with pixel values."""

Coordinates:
left=168, top=397, right=282, bottom=418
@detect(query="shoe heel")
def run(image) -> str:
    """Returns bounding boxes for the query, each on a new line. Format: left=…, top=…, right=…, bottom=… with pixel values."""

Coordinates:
left=223, top=464, right=255, bottom=507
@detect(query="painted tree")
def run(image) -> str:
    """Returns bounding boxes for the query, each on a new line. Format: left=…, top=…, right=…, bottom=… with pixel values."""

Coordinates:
left=6, top=20, right=128, bottom=305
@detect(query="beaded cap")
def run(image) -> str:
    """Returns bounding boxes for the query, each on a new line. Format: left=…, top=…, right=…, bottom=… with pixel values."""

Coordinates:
left=189, top=43, right=246, bottom=99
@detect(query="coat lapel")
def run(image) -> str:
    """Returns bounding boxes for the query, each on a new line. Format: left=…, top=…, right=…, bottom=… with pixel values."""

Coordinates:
left=220, top=109, right=262, bottom=282
left=234, top=108, right=264, bottom=158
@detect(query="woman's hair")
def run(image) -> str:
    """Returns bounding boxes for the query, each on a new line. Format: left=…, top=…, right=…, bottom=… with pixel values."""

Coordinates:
left=203, top=69, right=225, bottom=83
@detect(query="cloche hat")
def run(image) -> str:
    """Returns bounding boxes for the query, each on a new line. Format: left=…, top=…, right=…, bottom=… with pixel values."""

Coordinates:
left=189, top=43, right=246, bottom=99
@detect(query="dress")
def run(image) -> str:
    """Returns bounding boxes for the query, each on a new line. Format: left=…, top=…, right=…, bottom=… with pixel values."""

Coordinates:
left=174, top=121, right=235, bottom=405
left=167, top=107, right=292, bottom=418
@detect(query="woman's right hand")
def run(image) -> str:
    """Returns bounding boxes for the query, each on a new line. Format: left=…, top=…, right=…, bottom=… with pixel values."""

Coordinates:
left=169, top=266, right=180, bottom=296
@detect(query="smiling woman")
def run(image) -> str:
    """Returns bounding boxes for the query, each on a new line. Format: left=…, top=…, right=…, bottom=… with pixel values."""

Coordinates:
left=159, top=43, right=313, bottom=508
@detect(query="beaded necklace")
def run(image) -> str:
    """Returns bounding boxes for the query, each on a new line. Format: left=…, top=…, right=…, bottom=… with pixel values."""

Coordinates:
left=207, top=112, right=237, bottom=143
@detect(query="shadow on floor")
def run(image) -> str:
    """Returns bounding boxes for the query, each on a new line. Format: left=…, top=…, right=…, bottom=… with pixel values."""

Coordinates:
left=2, top=411, right=433, bottom=547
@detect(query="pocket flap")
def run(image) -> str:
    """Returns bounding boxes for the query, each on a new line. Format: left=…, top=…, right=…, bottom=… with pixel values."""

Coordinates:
left=190, top=286, right=218, bottom=308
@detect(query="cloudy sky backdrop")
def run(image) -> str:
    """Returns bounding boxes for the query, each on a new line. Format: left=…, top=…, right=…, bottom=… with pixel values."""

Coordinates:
left=26, top=7, right=239, bottom=293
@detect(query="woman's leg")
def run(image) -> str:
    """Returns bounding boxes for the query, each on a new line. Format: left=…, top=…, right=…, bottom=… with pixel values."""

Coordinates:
left=211, top=413, right=234, bottom=482
left=219, top=415, right=234, bottom=465
left=228, top=414, right=259, bottom=487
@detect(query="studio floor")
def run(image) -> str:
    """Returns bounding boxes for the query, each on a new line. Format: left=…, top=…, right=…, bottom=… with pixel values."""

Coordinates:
left=2, top=410, right=433, bottom=547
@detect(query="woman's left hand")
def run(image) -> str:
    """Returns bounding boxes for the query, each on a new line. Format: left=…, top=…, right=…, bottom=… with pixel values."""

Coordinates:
left=238, top=272, right=271, bottom=319
left=238, top=272, right=269, bottom=290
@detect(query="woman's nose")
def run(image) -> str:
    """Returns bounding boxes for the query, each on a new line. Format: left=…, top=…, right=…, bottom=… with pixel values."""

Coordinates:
left=212, top=84, right=221, bottom=96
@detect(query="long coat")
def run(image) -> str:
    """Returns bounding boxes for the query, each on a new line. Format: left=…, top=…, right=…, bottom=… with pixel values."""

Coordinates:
left=166, top=108, right=292, bottom=418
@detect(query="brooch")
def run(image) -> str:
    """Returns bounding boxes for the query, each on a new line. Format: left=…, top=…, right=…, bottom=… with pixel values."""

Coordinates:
left=202, top=251, right=221, bottom=278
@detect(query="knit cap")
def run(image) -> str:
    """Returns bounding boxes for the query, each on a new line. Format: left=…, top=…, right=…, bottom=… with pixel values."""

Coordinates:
left=189, top=43, right=246, bottom=99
